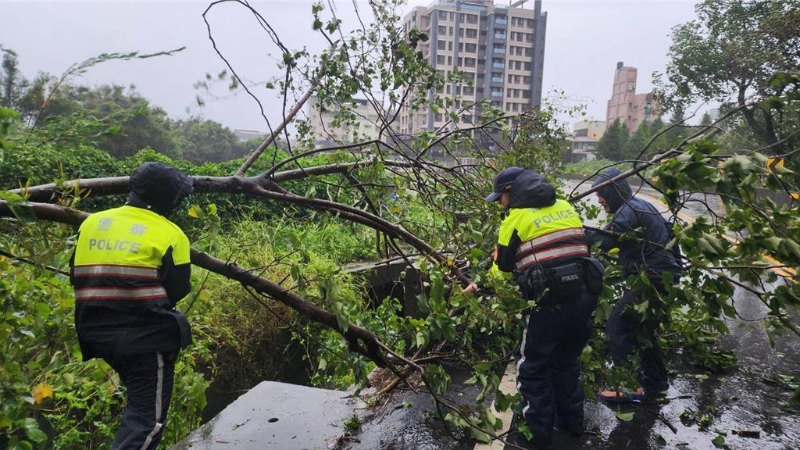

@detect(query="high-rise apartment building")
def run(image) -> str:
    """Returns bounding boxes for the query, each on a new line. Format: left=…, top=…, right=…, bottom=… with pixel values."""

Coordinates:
left=398, top=0, right=547, bottom=138
left=606, top=61, right=658, bottom=131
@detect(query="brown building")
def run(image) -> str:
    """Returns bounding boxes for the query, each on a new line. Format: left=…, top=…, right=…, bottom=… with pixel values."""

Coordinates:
left=606, top=61, right=658, bottom=131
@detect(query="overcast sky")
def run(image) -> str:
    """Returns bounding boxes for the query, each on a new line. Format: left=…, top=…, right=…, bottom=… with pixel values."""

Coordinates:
left=2, top=0, right=700, bottom=132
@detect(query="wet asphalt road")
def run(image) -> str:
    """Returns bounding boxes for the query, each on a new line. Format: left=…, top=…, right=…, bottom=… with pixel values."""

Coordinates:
left=349, top=181, right=800, bottom=450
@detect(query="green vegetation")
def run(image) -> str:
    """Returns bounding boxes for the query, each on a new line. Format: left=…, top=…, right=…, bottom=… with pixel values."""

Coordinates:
left=1, top=0, right=800, bottom=448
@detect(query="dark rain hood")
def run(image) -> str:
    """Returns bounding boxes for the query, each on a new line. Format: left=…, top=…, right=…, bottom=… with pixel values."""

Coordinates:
left=592, top=168, right=632, bottom=213
left=506, top=170, right=557, bottom=209
left=127, top=162, right=194, bottom=216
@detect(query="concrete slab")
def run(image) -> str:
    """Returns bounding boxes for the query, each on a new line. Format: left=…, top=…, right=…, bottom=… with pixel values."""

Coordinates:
left=474, top=363, right=517, bottom=450
left=172, top=381, right=363, bottom=450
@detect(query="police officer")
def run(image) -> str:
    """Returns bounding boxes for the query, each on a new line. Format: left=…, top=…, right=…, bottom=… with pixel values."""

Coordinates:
left=466, top=167, right=599, bottom=450
left=589, top=168, right=681, bottom=402
left=70, top=162, right=194, bottom=449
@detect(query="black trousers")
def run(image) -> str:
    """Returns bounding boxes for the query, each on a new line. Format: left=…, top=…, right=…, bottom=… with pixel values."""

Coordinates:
left=104, top=351, right=177, bottom=450
left=606, top=284, right=669, bottom=392
left=516, top=288, right=597, bottom=449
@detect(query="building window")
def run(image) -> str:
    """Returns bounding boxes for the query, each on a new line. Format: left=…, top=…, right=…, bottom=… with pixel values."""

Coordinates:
left=464, top=57, right=476, bottom=67
left=492, top=59, right=505, bottom=69
left=466, top=28, right=478, bottom=39
left=438, top=11, right=448, bottom=20
left=435, top=113, right=443, bottom=122
left=437, top=40, right=446, bottom=50
left=524, top=62, right=532, bottom=70
left=466, top=14, right=478, bottom=24
left=491, top=87, right=503, bottom=97
left=526, top=33, right=534, bottom=43
left=436, top=55, right=445, bottom=65
left=495, top=15, right=507, bottom=25
left=463, top=86, right=474, bottom=95
left=438, top=25, right=447, bottom=35
left=491, top=73, right=503, bottom=83
left=492, top=44, right=505, bottom=54
left=465, top=43, right=477, bottom=53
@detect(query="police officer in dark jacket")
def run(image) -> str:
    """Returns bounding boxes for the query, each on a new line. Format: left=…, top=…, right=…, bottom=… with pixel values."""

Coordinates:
left=70, top=162, right=194, bottom=449
left=588, top=168, right=681, bottom=401
left=466, top=167, right=600, bottom=450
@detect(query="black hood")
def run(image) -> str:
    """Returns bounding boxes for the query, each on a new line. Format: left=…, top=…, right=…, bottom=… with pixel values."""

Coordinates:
left=592, top=168, right=631, bottom=213
left=127, top=162, right=194, bottom=216
left=506, top=170, right=557, bottom=209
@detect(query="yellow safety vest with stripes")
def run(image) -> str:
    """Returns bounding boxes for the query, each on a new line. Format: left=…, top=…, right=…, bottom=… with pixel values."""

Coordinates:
left=74, top=206, right=189, bottom=276
left=491, top=199, right=588, bottom=278
left=71, top=205, right=191, bottom=358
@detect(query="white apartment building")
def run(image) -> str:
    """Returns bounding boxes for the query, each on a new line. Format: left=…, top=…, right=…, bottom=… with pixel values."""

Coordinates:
left=398, top=0, right=547, bottom=138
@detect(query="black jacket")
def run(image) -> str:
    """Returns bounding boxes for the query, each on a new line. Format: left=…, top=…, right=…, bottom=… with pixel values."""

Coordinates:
left=589, top=168, right=681, bottom=278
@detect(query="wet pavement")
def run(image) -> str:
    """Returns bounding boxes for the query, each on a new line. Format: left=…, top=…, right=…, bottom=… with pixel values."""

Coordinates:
left=348, top=323, right=799, bottom=450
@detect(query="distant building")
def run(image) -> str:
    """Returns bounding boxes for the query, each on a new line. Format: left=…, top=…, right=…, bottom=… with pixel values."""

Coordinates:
left=565, top=136, right=598, bottom=162
left=233, top=129, right=268, bottom=142
left=398, top=0, right=548, bottom=143
left=573, top=120, right=605, bottom=139
left=606, top=61, right=659, bottom=131
left=306, top=96, right=396, bottom=147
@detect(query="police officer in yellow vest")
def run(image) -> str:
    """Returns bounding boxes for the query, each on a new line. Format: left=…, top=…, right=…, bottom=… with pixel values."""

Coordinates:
left=471, top=167, right=600, bottom=450
left=70, top=162, right=194, bottom=450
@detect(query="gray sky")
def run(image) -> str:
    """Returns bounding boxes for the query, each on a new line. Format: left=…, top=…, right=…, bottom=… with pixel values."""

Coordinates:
left=2, top=1, right=700, bottom=132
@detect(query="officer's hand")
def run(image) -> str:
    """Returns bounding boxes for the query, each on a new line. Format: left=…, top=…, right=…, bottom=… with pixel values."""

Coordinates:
left=461, top=282, right=479, bottom=295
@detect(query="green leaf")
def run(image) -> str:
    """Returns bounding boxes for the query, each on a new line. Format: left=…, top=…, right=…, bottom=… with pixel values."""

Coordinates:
left=469, top=427, right=491, bottom=443
left=617, top=412, right=635, bottom=422
left=25, top=426, right=47, bottom=443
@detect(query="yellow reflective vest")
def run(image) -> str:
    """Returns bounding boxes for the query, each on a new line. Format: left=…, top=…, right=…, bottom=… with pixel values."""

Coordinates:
left=71, top=205, right=192, bottom=359
left=492, top=199, right=588, bottom=278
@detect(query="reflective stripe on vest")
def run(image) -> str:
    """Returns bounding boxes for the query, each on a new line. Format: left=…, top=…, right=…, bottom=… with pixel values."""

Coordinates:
left=515, top=244, right=589, bottom=271
left=74, top=286, right=168, bottom=301
left=518, top=227, right=585, bottom=254
left=73, top=265, right=158, bottom=279
left=503, top=200, right=588, bottom=271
